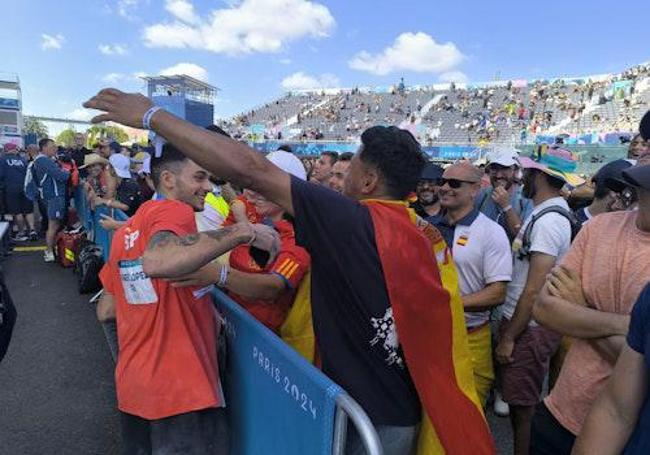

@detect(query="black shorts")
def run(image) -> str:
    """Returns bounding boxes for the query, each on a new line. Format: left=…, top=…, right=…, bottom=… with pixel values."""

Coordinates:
left=5, top=191, right=33, bottom=215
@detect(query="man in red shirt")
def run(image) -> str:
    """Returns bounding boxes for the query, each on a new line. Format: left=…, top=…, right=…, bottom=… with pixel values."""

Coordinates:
left=171, top=151, right=311, bottom=333
left=98, top=143, right=279, bottom=454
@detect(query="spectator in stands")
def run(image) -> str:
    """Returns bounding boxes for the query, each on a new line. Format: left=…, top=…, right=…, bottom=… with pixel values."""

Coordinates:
left=430, top=162, right=512, bottom=406
left=69, top=133, right=89, bottom=169
left=627, top=134, right=649, bottom=161
left=32, top=138, right=70, bottom=262
left=0, top=143, right=36, bottom=241
left=476, top=147, right=533, bottom=240
left=309, top=151, right=338, bottom=185
left=495, top=149, right=576, bottom=455
left=410, top=162, right=443, bottom=218
left=573, top=159, right=633, bottom=227
left=96, top=143, right=280, bottom=454
left=572, top=283, right=650, bottom=454
left=328, top=152, right=353, bottom=193
left=531, top=163, right=650, bottom=454
left=84, top=88, right=495, bottom=455
left=172, top=151, right=310, bottom=333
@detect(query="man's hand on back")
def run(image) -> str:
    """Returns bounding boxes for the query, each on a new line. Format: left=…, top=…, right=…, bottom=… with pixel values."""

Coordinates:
left=83, top=89, right=154, bottom=128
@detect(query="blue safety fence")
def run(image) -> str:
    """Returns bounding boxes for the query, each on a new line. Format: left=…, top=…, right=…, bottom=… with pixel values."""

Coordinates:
left=214, top=289, right=343, bottom=455
left=72, top=185, right=382, bottom=455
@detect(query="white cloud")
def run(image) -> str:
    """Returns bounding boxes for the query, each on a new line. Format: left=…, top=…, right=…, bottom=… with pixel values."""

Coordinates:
left=279, top=58, right=292, bottom=65
left=439, top=71, right=469, bottom=84
left=117, top=0, right=141, bottom=19
left=41, top=33, right=65, bottom=50
left=101, top=72, right=126, bottom=83
left=67, top=108, right=96, bottom=121
left=165, top=0, right=199, bottom=24
left=143, top=0, right=335, bottom=56
left=349, top=32, right=465, bottom=76
left=281, top=71, right=339, bottom=91
left=159, top=63, right=209, bottom=82
left=99, top=43, right=128, bottom=55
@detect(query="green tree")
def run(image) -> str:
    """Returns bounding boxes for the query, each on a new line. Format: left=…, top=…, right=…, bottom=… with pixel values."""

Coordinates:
left=87, top=124, right=129, bottom=145
left=56, top=128, right=77, bottom=147
left=24, top=117, right=49, bottom=138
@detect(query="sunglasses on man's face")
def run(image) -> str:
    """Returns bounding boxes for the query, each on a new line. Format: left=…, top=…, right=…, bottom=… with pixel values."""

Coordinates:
left=439, top=178, right=477, bottom=189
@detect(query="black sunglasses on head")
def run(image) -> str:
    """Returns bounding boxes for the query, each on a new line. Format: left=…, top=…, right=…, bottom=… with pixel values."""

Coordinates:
left=439, top=178, right=477, bottom=189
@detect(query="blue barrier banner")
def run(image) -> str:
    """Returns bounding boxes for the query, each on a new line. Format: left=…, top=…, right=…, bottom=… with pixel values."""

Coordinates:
left=213, top=290, right=342, bottom=455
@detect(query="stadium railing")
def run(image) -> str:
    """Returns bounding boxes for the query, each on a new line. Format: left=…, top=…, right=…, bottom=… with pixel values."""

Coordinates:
left=73, top=186, right=383, bottom=455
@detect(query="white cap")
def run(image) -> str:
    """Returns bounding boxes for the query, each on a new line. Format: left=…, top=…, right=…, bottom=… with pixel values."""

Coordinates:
left=488, top=146, right=520, bottom=167
left=109, top=154, right=132, bottom=179
left=266, top=150, right=306, bottom=181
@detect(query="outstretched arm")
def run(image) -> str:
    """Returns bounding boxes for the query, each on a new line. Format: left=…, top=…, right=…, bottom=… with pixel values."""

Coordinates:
left=84, top=90, right=293, bottom=214
left=142, top=223, right=280, bottom=279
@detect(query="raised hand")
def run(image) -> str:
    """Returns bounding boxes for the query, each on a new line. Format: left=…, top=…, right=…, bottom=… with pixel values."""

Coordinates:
left=83, top=88, right=154, bottom=129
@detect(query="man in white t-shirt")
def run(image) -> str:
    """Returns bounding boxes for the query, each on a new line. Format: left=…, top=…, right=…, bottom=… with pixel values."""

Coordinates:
left=495, top=148, right=580, bottom=455
left=430, top=162, right=512, bottom=406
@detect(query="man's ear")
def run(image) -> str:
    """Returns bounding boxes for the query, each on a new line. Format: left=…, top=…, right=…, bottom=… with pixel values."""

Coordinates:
left=360, top=166, right=380, bottom=196
left=159, top=169, right=175, bottom=191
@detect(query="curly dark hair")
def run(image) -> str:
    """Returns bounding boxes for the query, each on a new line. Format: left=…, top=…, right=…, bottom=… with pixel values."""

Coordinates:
left=359, top=126, right=425, bottom=199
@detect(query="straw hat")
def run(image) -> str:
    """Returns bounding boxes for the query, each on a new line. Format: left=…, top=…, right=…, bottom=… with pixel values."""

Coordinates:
left=79, top=153, right=109, bottom=169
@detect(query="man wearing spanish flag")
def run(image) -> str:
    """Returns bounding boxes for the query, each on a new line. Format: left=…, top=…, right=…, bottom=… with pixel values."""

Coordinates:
left=84, top=88, right=496, bottom=455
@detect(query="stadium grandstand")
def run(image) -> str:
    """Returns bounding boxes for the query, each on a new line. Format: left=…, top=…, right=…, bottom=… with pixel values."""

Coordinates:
left=221, top=62, right=650, bottom=146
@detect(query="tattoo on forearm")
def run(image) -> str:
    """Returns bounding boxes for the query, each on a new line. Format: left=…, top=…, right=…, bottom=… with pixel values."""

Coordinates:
left=147, top=231, right=177, bottom=251
left=179, top=233, right=201, bottom=246
left=203, top=226, right=237, bottom=242
left=147, top=227, right=238, bottom=252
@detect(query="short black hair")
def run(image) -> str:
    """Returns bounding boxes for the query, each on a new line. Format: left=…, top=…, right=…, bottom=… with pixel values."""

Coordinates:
left=359, top=126, right=425, bottom=199
left=206, top=124, right=231, bottom=138
left=321, top=151, right=339, bottom=164
left=339, top=152, right=354, bottom=162
left=38, top=138, right=54, bottom=150
left=277, top=144, right=293, bottom=153
left=541, top=172, right=566, bottom=190
left=151, top=143, right=190, bottom=189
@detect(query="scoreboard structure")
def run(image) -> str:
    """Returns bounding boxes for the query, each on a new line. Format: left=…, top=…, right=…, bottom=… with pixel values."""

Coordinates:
left=0, top=74, right=22, bottom=148
left=142, top=75, right=219, bottom=128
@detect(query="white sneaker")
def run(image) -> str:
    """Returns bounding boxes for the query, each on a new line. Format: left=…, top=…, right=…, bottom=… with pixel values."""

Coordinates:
left=494, top=391, right=510, bottom=417
left=43, top=251, right=55, bottom=263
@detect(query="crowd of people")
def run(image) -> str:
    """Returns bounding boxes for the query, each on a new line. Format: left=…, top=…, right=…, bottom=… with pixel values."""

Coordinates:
left=4, top=83, right=650, bottom=454
left=219, top=63, right=650, bottom=146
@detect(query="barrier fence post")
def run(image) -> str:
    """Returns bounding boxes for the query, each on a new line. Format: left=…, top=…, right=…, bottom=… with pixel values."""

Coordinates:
left=335, top=394, right=384, bottom=455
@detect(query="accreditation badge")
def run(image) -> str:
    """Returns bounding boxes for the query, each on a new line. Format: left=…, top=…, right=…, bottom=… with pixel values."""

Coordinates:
left=119, top=259, right=158, bottom=305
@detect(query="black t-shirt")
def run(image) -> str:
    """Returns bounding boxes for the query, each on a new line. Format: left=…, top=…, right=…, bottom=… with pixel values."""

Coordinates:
left=70, top=147, right=89, bottom=168
left=290, top=176, right=421, bottom=426
left=116, top=178, right=144, bottom=217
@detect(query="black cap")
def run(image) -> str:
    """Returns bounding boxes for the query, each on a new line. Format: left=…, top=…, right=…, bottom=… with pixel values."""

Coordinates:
left=420, top=163, right=444, bottom=181
left=596, top=159, right=633, bottom=192
left=640, top=110, right=650, bottom=141
left=622, top=165, right=650, bottom=191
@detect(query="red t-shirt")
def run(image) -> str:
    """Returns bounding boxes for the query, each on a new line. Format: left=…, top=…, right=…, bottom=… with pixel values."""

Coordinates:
left=228, top=219, right=310, bottom=333
left=99, top=199, right=221, bottom=420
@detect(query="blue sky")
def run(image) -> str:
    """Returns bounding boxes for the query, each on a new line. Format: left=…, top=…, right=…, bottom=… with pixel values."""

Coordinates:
left=2, top=0, right=648, bottom=121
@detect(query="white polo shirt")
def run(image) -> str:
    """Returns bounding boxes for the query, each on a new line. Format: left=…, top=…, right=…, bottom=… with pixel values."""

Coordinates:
left=431, top=210, right=513, bottom=328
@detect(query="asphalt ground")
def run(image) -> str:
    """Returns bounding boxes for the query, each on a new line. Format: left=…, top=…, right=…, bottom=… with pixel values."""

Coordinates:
left=0, top=245, right=120, bottom=455
left=0, top=245, right=513, bottom=454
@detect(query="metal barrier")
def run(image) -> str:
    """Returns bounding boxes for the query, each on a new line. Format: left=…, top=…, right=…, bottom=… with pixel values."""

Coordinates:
left=75, top=186, right=383, bottom=455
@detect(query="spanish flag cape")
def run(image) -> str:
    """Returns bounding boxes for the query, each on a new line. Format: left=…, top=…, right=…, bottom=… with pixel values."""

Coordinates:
left=365, top=199, right=494, bottom=454
left=281, top=199, right=495, bottom=454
